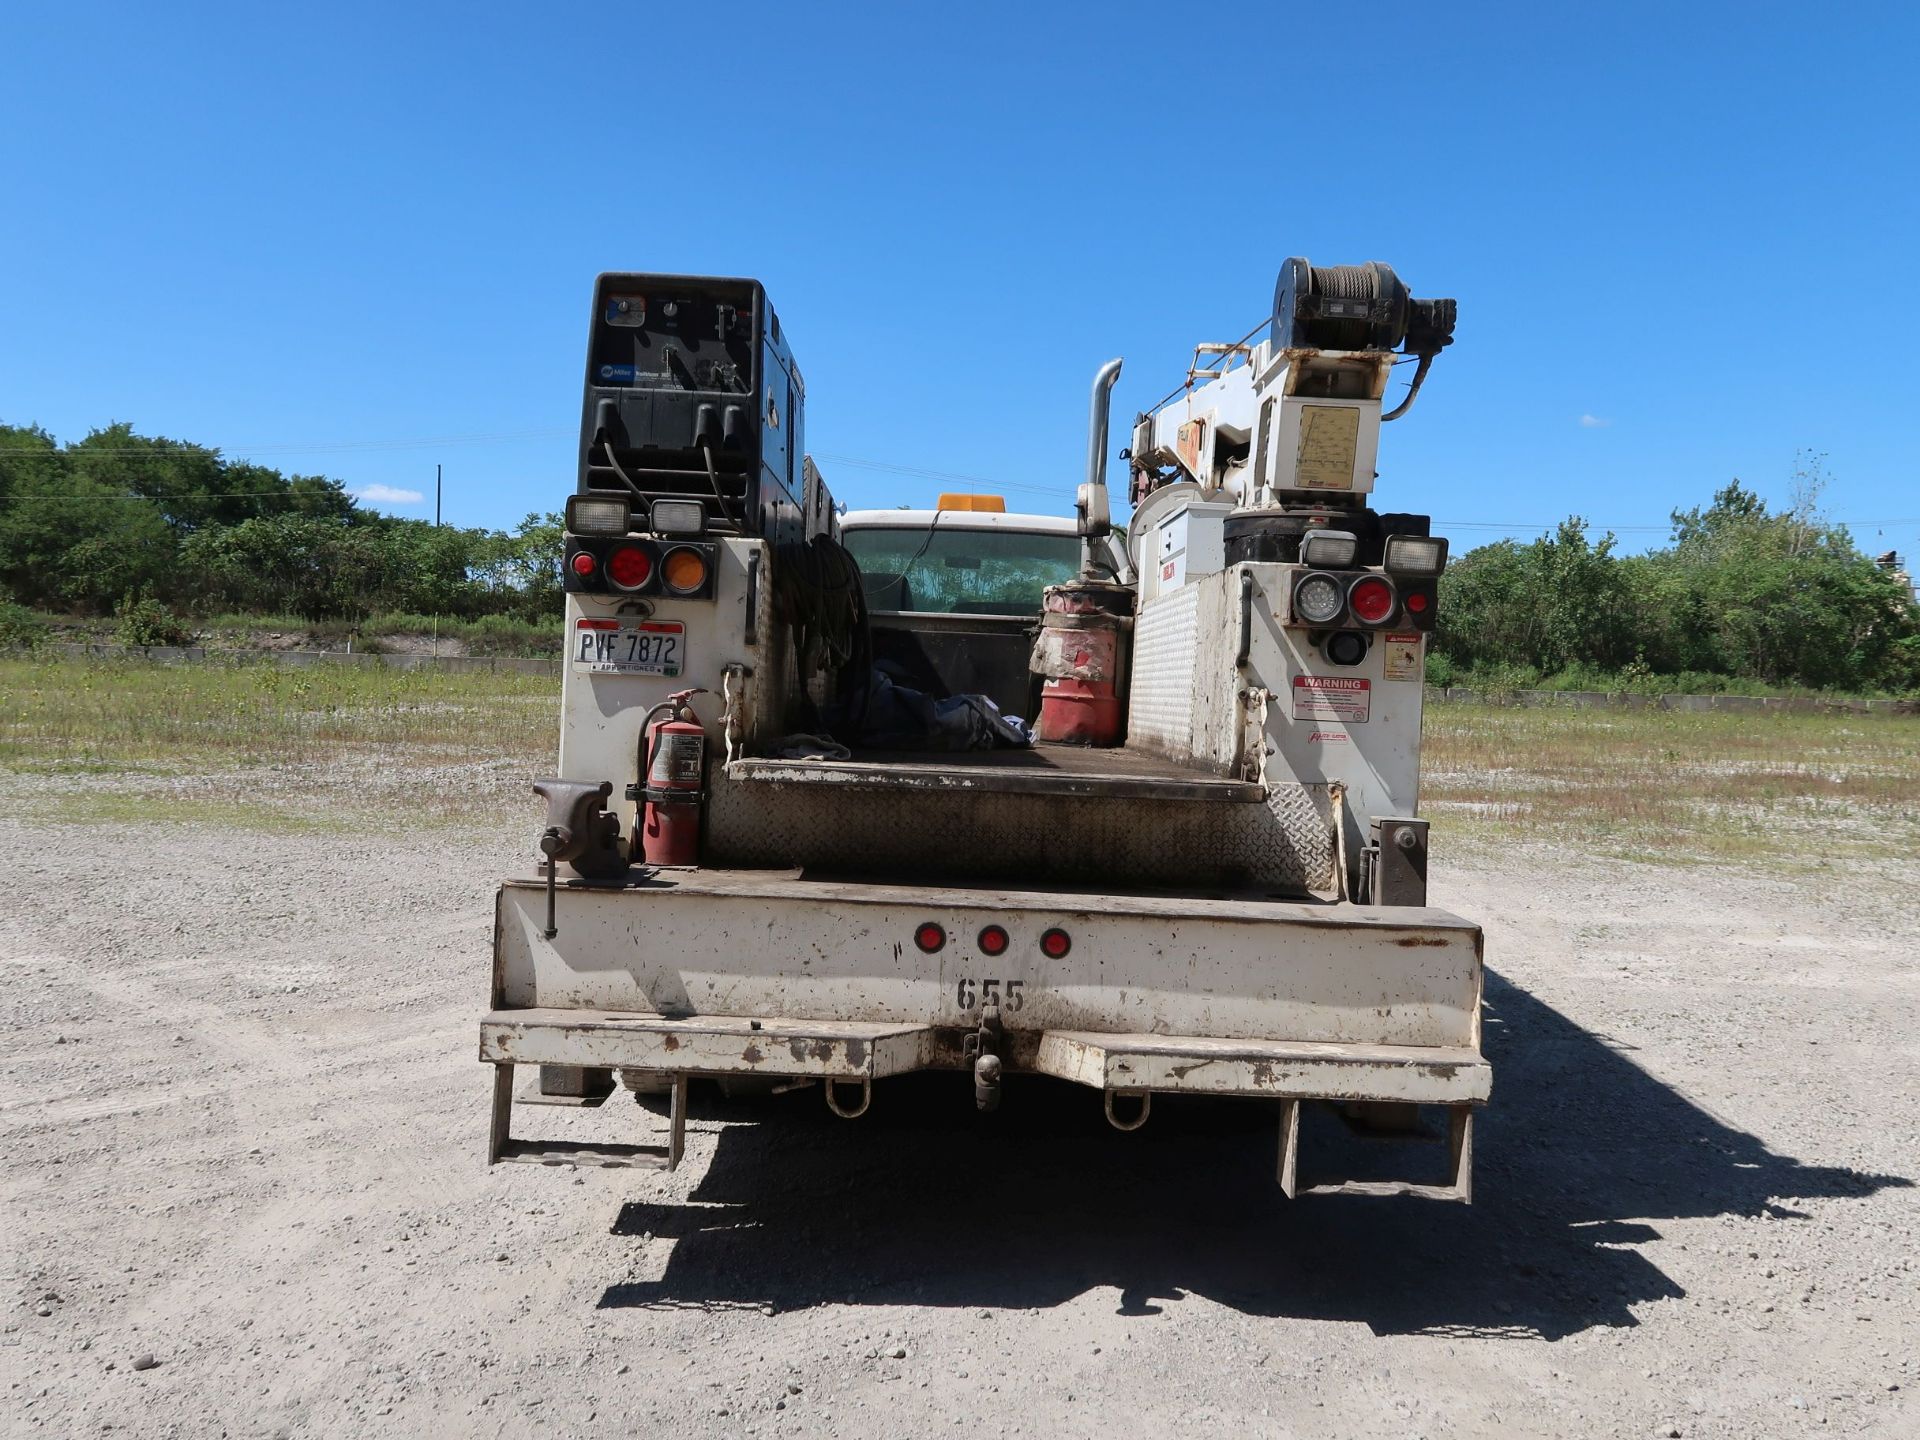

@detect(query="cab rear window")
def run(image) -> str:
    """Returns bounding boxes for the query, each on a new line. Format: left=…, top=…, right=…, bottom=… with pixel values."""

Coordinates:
left=843, top=525, right=1080, bottom=615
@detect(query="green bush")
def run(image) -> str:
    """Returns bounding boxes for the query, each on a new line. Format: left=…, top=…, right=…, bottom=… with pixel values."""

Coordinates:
left=114, top=592, right=196, bottom=648
left=0, top=601, right=50, bottom=649
left=1433, top=481, right=1920, bottom=695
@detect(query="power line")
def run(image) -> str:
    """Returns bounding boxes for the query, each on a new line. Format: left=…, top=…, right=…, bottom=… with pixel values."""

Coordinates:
left=0, top=428, right=569, bottom=456
left=5, top=441, right=1915, bottom=532
left=810, top=450, right=1064, bottom=499
left=0, top=491, right=357, bottom=504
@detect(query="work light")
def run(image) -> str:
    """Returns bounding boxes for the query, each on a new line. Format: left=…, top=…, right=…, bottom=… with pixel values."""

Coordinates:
left=1383, top=535, right=1449, bottom=576
left=566, top=493, right=632, bottom=536
left=649, top=498, right=707, bottom=535
left=1300, top=529, right=1359, bottom=568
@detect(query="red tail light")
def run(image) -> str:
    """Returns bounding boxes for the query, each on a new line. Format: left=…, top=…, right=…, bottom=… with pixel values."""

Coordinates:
left=608, top=544, right=653, bottom=590
left=1404, top=590, right=1430, bottom=615
left=570, top=552, right=597, bottom=577
left=1348, top=575, right=1396, bottom=625
left=914, top=922, right=945, bottom=954
left=1040, top=927, right=1071, bottom=959
left=977, top=924, right=1010, bottom=957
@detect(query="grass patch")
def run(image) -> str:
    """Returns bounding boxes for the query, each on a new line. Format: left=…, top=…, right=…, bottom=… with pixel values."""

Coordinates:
left=0, top=654, right=555, bottom=768
left=19, top=609, right=563, bottom=657
left=0, top=655, right=556, bottom=831
left=6, top=656, right=1915, bottom=864
left=1424, top=700, right=1920, bottom=865
left=197, top=611, right=559, bottom=656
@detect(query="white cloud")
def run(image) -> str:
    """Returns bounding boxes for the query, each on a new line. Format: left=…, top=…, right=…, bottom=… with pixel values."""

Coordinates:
left=354, top=484, right=425, bottom=505
left=1578, top=413, right=1612, bottom=429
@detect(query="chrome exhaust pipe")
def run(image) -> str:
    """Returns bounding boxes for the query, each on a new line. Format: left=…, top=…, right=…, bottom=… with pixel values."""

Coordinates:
left=1084, top=357, right=1124, bottom=498
left=1077, top=358, right=1123, bottom=572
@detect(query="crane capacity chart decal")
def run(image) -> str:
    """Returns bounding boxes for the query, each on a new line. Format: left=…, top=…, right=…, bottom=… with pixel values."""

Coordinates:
left=1291, top=674, right=1371, bottom=722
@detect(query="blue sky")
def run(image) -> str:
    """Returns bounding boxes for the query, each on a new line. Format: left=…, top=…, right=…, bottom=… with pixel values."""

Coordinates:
left=3, top=2, right=1916, bottom=557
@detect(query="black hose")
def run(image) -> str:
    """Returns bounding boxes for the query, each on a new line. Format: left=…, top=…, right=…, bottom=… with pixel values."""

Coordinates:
left=1381, top=353, right=1434, bottom=422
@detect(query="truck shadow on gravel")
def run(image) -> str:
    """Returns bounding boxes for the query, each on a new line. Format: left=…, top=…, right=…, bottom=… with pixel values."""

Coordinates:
left=597, top=971, right=1910, bottom=1338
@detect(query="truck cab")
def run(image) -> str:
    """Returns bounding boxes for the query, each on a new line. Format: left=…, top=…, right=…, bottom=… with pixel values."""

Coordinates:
left=480, top=265, right=1486, bottom=1201
left=839, top=500, right=1080, bottom=723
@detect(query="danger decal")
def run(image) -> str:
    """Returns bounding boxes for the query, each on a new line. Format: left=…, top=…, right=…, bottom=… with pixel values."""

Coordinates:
left=1382, top=631, right=1424, bottom=682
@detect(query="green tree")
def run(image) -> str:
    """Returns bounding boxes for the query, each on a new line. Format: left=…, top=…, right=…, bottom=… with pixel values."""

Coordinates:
left=0, top=423, right=176, bottom=609
left=1437, top=473, right=1920, bottom=692
left=474, top=512, right=566, bottom=619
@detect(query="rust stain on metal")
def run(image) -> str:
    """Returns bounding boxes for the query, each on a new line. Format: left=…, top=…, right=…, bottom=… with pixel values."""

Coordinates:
left=1395, top=936, right=1450, bottom=948
left=787, top=1038, right=844, bottom=1063
left=662, top=1034, right=682, bottom=1051
left=741, top=1044, right=764, bottom=1065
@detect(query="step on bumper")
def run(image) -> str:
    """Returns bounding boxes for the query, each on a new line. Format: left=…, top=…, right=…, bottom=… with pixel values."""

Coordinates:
left=479, top=1009, right=1487, bottom=1199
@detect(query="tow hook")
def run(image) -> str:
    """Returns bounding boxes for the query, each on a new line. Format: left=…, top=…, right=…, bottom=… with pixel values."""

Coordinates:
left=963, top=1005, right=1005, bottom=1112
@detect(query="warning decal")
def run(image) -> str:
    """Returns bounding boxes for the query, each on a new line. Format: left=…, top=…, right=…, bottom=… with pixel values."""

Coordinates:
left=1292, top=674, right=1371, bottom=722
left=1382, top=631, right=1423, bottom=681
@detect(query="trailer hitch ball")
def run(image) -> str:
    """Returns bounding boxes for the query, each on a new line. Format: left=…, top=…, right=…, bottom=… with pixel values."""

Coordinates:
left=973, top=1052, right=1003, bottom=1112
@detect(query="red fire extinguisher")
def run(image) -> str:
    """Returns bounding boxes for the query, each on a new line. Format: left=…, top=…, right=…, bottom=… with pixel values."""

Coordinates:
left=640, top=687, right=708, bottom=866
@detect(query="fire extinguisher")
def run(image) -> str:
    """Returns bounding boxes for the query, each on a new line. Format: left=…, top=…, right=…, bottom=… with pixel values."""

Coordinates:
left=637, top=687, right=709, bottom=866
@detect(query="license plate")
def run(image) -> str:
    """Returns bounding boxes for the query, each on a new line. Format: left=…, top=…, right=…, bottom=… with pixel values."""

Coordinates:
left=572, top=618, right=686, bottom=675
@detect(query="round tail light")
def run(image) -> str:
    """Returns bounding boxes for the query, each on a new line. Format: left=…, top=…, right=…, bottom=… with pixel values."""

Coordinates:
left=914, top=922, right=945, bottom=954
left=608, top=544, right=653, bottom=590
left=570, top=551, right=597, bottom=577
left=1405, top=590, right=1430, bottom=615
left=661, top=546, right=709, bottom=594
left=1348, top=575, right=1396, bottom=625
left=1040, top=927, right=1071, bottom=959
left=977, top=924, right=1010, bottom=957
left=1293, top=572, right=1345, bottom=625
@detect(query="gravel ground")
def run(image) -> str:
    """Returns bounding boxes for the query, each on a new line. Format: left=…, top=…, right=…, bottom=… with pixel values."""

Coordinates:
left=2, top=794, right=1915, bottom=1439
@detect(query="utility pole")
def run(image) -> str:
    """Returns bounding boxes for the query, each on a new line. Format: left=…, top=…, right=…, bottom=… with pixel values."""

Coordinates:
left=436, top=464, right=443, bottom=527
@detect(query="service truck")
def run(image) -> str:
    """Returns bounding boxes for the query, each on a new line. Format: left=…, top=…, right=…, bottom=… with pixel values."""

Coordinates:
left=480, top=260, right=1486, bottom=1200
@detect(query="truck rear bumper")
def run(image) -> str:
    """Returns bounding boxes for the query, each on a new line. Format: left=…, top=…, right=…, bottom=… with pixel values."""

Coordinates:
left=484, top=870, right=1487, bottom=1199
left=479, top=1007, right=1488, bottom=1200
left=480, top=1007, right=1488, bottom=1103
